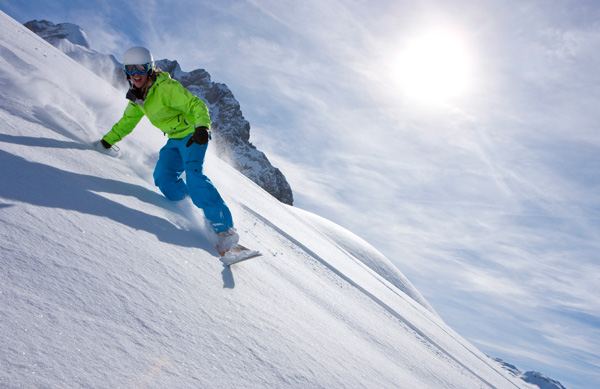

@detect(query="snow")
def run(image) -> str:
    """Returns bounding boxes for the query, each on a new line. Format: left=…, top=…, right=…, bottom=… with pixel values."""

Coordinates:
left=0, top=10, right=531, bottom=388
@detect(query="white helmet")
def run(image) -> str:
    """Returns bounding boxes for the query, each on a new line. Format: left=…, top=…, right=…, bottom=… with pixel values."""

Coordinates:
left=123, top=46, right=154, bottom=67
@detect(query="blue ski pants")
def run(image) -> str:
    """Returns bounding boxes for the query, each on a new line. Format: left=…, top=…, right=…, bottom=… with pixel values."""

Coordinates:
left=153, top=135, right=233, bottom=232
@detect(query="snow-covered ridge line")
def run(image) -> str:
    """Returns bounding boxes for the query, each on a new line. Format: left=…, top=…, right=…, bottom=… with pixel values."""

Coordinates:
left=494, top=359, right=568, bottom=389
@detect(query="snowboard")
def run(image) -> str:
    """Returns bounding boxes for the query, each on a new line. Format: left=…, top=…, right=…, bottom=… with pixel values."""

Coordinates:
left=220, top=244, right=262, bottom=267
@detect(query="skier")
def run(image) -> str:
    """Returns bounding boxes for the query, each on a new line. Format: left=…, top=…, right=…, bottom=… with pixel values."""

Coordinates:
left=99, top=46, right=238, bottom=255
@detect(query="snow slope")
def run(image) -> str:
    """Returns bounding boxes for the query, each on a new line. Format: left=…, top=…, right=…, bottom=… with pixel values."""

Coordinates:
left=0, top=10, right=528, bottom=388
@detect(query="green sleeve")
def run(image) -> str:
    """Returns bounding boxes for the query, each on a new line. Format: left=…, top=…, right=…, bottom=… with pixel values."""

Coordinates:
left=102, top=102, right=144, bottom=145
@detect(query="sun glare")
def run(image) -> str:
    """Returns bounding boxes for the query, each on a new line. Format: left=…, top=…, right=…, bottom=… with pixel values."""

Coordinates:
left=393, top=29, right=472, bottom=103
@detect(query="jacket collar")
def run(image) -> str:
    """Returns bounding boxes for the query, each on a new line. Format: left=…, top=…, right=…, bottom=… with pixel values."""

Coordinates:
left=125, top=72, right=170, bottom=104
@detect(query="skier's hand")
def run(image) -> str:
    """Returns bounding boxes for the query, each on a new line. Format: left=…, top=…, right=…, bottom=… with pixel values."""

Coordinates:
left=186, top=126, right=210, bottom=147
left=94, top=139, right=120, bottom=154
left=100, top=139, right=112, bottom=149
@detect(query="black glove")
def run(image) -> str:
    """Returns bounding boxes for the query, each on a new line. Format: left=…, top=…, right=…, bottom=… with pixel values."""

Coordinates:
left=186, top=126, right=210, bottom=147
left=100, top=139, right=112, bottom=149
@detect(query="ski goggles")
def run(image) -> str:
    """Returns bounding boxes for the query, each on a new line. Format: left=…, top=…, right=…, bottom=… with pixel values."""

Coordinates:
left=124, top=63, right=151, bottom=76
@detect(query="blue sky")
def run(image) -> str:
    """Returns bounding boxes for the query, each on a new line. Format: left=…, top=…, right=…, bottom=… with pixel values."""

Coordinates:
left=2, top=1, right=600, bottom=387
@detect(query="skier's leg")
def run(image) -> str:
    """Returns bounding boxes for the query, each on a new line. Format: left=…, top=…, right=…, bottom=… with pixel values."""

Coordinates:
left=153, top=139, right=189, bottom=201
left=180, top=137, right=234, bottom=232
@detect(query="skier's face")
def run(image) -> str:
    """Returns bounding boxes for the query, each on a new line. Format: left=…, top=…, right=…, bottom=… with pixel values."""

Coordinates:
left=130, top=72, right=149, bottom=89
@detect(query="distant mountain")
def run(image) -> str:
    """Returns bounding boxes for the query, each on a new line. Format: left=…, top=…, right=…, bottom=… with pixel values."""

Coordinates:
left=24, top=19, right=91, bottom=48
left=494, top=358, right=567, bottom=389
left=24, top=20, right=127, bottom=90
left=24, top=20, right=294, bottom=205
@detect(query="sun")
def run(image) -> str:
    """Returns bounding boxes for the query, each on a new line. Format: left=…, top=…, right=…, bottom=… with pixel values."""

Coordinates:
left=393, top=29, right=472, bottom=102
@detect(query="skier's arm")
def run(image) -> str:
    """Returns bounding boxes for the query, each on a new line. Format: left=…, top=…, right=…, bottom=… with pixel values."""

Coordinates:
left=189, top=93, right=211, bottom=129
left=102, top=102, right=145, bottom=145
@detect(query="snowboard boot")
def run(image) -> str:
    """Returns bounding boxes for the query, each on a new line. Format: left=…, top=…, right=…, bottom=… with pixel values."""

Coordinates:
left=216, top=227, right=239, bottom=256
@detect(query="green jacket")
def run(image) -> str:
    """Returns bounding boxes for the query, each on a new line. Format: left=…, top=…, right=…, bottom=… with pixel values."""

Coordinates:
left=103, top=72, right=211, bottom=145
